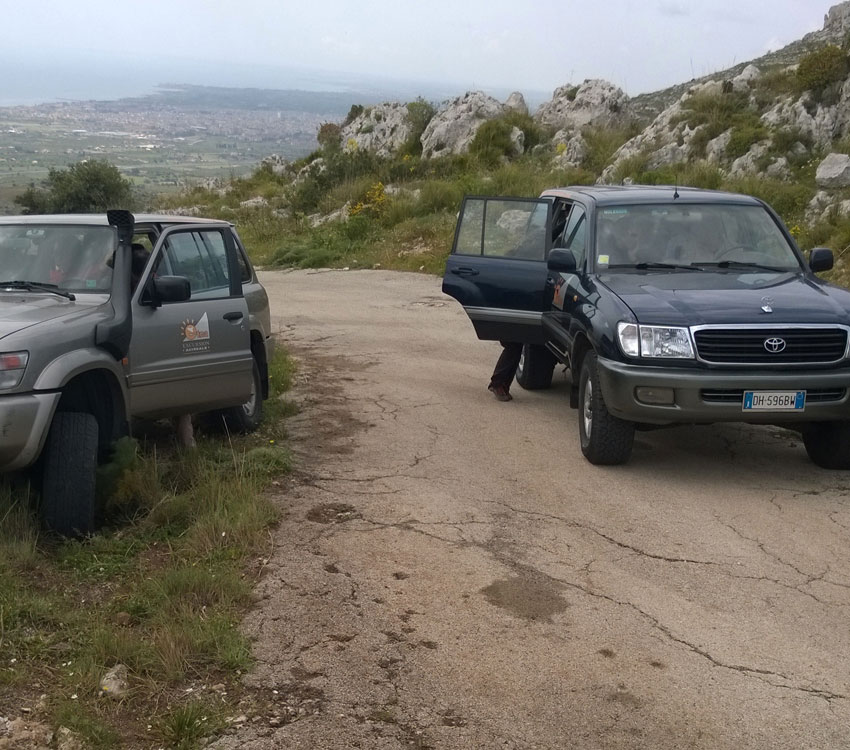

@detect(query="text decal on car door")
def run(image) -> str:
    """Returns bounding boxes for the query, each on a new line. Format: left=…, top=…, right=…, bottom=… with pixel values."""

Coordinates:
left=181, top=313, right=211, bottom=353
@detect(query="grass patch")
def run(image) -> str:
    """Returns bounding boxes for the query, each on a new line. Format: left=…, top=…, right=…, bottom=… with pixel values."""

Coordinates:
left=0, top=347, right=296, bottom=748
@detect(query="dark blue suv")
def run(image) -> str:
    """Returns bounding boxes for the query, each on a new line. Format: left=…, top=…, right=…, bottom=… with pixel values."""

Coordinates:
left=443, top=186, right=850, bottom=468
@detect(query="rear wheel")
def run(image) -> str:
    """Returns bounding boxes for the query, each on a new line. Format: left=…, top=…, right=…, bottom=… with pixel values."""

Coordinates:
left=41, top=412, right=99, bottom=537
left=217, top=357, right=264, bottom=433
left=578, top=352, right=634, bottom=465
left=802, top=422, right=850, bottom=469
left=515, top=344, right=556, bottom=390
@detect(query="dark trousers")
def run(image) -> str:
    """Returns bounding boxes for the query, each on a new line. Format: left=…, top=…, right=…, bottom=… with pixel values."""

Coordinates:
left=490, top=342, right=523, bottom=387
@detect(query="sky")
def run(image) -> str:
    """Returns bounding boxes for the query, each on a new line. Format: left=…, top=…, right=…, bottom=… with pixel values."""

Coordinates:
left=1, top=0, right=839, bottom=103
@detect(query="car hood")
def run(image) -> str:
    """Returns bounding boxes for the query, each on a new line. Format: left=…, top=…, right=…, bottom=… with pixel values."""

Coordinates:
left=597, top=271, right=850, bottom=326
left=0, top=293, right=107, bottom=341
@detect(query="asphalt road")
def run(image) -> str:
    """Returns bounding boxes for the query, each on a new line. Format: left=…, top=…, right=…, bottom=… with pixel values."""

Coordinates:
left=212, top=269, right=850, bottom=750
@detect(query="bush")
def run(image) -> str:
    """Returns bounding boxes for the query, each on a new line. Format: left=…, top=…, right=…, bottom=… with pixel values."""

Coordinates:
left=582, top=126, right=640, bottom=175
left=469, top=112, right=544, bottom=167
left=400, top=98, right=436, bottom=157
left=317, top=122, right=342, bottom=150
left=796, top=45, right=849, bottom=99
left=726, top=120, right=768, bottom=160
left=343, top=104, right=364, bottom=127
left=15, top=159, right=133, bottom=214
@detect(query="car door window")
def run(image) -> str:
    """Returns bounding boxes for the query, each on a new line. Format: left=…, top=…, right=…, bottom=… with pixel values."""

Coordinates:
left=564, top=206, right=587, bottom=268
left=452, top=197, right=550, bottom=261
left=161, top=230, right=232, bottom=299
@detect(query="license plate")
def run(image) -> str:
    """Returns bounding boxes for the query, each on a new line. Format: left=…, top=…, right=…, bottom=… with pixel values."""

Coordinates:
left=742, top=390, right=806, bottom=411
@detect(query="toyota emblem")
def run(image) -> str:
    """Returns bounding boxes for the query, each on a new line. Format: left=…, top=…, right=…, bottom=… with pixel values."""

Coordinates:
left=764, top=337, right=786, bottom=353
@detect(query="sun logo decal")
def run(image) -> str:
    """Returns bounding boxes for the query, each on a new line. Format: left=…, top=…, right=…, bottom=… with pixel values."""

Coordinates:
left=181, top=319, right=198, bottom=340
left=180, top=313, right=211, bottom=352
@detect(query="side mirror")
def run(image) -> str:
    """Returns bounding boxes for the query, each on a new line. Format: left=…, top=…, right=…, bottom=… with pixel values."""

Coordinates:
left=547, top=247, right=577, bottom=273
left=143, top=275, right=191, bottom=307
left=809, top=247, right=834, bottom=273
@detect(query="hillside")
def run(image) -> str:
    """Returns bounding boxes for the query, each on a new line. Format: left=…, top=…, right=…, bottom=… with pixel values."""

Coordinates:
left=158, top=1, right=850, bottom=288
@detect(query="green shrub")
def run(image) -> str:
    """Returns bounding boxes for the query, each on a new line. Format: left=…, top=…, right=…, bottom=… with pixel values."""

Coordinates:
left=581, top=125, right=640, bottom=175
left=317, top=122, right=342, bottom=150
left=469, top=112, right=545, bottom=167
left=343, top=104, right=364, bottom=127
left=400, top=98, right=436, bottom=157
left=796, top=45, right=849, bottom=99
left=726, top=121, right=768, bottom=160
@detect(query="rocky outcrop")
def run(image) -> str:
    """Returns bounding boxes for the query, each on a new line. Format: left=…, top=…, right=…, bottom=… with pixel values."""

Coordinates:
left=505, top=91, right=528, bottom=115
left=761, top=94, right=842, bottom=149
left=551, top=129, right=588, bottom=168
left=420, top=92, right=506, bottom=159
left=816, top=152, right=850, bottom=187
left=600, top=92, right=701, bottom=182
left=341, top=103, right=413, bottom=158
left=535, top=79, right=632, bottom=131
left=732, top=64, right=761, bottom=91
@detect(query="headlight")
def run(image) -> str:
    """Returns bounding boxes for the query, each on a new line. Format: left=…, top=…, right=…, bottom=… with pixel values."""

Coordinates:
left=617, top=323, right=693, bottom=359
left=0, top=352, right=28, bottom=388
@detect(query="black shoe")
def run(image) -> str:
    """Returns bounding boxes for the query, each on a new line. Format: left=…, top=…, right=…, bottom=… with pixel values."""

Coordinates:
left=488, top=383, right=513, bottom=402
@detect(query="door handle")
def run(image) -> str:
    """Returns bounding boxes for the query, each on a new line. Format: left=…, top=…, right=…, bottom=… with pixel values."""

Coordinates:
left=545, top=277, right=555, bottom=286
left=451, top=267, right=479, bottom=276
left=223, top=311, right=244, bottom=321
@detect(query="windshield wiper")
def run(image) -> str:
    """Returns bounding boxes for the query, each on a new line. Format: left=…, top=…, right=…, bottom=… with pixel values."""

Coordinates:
left=608, top=262, right=704, bottom=272
left=692, top=261, right=791, bottom=273
left=0, top=281, right=75, bottom=301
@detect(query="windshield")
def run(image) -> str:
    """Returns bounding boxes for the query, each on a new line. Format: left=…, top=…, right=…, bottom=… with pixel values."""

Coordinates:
left=0, top=224, right=116, bottom=293
left=595, top=204, right=802, bottom=273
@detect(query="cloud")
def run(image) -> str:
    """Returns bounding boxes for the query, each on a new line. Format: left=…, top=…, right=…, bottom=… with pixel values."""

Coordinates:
left=658, top=1, right=689, bottom=17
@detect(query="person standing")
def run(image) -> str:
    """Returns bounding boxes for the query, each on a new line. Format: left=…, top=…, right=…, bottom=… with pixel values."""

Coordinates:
left=488, top=342, right=522, bottom=401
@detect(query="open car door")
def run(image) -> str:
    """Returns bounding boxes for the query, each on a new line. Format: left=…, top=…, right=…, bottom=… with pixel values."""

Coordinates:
left=442, top=196, right=552, bottom=343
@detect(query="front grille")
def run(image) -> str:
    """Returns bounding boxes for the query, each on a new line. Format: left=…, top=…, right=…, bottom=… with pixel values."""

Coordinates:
left=693, top=327, right=848, bottom=364
left=701, top=388, right=847, bottom=404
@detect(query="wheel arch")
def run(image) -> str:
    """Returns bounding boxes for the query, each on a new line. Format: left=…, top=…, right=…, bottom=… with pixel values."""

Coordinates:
left=569, top=333, right=594, bottom=408
left=54, top=368, right=128, bottom=454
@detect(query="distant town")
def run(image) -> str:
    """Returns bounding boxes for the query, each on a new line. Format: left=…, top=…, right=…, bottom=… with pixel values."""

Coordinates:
left=0, top=84, right=385, bottom=211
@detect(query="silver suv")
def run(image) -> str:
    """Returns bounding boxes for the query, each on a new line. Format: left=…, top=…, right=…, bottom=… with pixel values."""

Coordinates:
left=0, top=211, right=274, bottom=535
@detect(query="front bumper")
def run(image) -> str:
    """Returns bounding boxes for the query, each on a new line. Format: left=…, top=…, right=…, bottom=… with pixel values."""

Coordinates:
left=597, top=357, right=850, bottom=425
left=0, top=392, right=61, bottom=471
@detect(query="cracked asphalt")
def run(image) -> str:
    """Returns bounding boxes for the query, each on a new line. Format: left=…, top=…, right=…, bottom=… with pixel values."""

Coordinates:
left=211, top=269, right=850, bottom=750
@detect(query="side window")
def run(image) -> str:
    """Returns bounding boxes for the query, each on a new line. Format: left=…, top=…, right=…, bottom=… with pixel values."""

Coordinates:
left=161, top=230, right=231, bottom=299
left=452, top=198, right=549, bottom=261
left=564, top=207, right=587, bottom=268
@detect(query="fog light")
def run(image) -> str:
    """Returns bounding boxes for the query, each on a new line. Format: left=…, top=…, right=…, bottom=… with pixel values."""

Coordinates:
left=635, top=386, right=675, bottom=405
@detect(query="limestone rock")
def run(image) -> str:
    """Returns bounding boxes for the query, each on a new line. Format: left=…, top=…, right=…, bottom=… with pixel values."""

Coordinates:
left=824, top=2, right=850, bottom=35
left=806, top=190, right=833, bottom=222
left=341, top=102, right=413, bottom=158
left=732, top=65, right=761, bottom=91
left=295, top=157, right=326, bottom=183
left=647, top=142, right=687, bottom=170
left=706, top=129, right=732, bottom=163
left=420, top=92, right=506, bottom=159
left=504, top=91, right=528, bottom=115
left=99, top=663, right=129, bottom=700
left=535, top=79, right=631, bottom=131
left=261, top=154, right=289, bottom=176
left=509, top=126, right=525, bottom=157
left=308, top=202, right=350, bottom=228
left=761, top=94, right=839, bottom=149
left=765, top=156, right=791, bottom=180
left=816, top=152, right=850, bottom=187
left=729, top=141, right=771, bottom=177
left=239, top=196, right=268, bottom=209
left=550, top=129, right=588, bottom=168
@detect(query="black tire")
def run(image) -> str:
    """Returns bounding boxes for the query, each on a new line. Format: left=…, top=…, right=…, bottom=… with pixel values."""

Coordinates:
left=515, top=344, right=556, bottom=390
left=41, top=412, right=99, bottom=537
left=218, top=357, right=264, bottom=433
left=802, top=422, right=850, bottom=469
left=578, top=351, right=634, bottom=465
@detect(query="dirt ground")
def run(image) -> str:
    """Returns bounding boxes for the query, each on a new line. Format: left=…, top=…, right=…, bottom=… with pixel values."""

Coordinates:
left=210, top=269, right=850, bottom=750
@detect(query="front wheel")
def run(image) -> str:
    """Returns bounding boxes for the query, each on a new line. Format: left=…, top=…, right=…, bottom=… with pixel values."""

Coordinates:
left=578, top=352, right=634, bottom=465
left=515, top=344, right=556, bottom=390
left=217, top=357, right=264, bottom=433
left=41, top=411, right=99, bottom=537
left=802, top=422, right=850, bottom=469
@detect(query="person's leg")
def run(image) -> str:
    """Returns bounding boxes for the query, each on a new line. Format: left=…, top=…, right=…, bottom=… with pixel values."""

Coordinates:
left=175, top=413, right=196, bottom=448
left=488, top=342, right=522, bottom=401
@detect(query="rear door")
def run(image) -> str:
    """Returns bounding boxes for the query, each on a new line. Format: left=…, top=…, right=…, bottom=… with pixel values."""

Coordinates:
left=442, top=196, right=552, bottom=343
left=128, top=224, right=253, bottom=418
